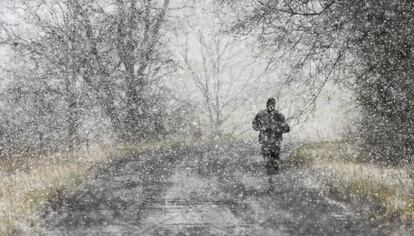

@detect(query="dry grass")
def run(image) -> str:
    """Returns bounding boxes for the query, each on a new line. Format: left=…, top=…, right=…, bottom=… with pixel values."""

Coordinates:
left=0, top=139, right=185, bottom=236
left=292, top=141, right=414, bottom=223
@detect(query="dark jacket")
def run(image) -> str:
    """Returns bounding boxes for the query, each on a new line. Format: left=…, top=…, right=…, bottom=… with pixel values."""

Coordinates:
left=252, top=109, right=290, bottom=145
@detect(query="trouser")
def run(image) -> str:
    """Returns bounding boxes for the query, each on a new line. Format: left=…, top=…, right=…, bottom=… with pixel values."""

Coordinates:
left=261, top=144, right=281, bottom=175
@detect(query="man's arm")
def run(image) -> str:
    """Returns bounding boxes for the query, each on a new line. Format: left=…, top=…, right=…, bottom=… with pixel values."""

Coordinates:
left=269, top=112, right=290, bottom=133
left=252, top=114, right=262, bottom=131
left=279, top=113, right=290, bottom=133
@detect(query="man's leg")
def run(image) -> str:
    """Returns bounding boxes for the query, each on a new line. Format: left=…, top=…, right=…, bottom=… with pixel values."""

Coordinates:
left=262, top=145, right=275, bottom=191
left=270, top=146, right=281, bottom=173
left=262, top=145, right=274, bottom=175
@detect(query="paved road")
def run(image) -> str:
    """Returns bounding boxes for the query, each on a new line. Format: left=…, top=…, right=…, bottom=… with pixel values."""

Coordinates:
left=40, top=143, right=382, bottom=236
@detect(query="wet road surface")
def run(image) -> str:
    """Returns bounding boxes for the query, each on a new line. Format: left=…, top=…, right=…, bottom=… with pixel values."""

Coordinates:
left=40, top=143, right=382, bottom=235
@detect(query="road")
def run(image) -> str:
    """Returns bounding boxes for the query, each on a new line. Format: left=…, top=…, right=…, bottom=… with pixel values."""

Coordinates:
left=40, top=143, right=382, bottom=236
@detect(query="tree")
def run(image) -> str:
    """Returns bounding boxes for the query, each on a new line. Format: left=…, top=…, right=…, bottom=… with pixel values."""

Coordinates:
left=181, top=30, right=256, bottom=139
left=1, top=0, right=88, bottom=151
left=0, top=0, right=175, bottom=153
left=108, top=0, right=172, bottom=141
left=219, top=0, right=414, bottom=164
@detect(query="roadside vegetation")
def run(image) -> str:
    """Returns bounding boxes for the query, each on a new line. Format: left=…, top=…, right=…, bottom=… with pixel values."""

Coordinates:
left=291, top=141, right=414, bottom=225
left=0, top=139, right=186, bottom=235
left=0, top=0, right=412, bottom=235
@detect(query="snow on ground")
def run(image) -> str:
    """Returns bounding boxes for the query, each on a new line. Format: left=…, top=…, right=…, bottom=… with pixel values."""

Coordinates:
left=40, top=143, right=382, bottom=236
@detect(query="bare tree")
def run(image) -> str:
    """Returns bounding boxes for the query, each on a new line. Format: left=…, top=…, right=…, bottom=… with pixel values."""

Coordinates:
left=181, top=31, right=255, bottom=139
left=0, top=0, right=176, bottom=155
left=0, top=0, right=89, bottom=151
left=219, top=0, right=414, bottom=164
left=114, top=0, right=171, bottom=141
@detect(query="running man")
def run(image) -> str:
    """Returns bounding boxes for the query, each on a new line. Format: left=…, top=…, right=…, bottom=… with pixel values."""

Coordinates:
left=252, top=98, right=290, bottom=187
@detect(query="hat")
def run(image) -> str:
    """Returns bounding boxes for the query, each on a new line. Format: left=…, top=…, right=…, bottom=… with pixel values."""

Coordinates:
left=266, top=97, right=276, bottom=107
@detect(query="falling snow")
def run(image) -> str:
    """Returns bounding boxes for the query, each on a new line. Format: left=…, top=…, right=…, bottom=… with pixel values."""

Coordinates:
left=0, top=0, right=413, bottom=235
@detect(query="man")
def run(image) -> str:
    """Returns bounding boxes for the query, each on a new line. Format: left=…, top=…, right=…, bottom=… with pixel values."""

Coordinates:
left=252, top=98, right=290, bottom=176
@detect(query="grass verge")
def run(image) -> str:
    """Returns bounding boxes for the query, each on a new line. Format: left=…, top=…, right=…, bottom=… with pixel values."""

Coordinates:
left=291, top=141, right=414, bottom=225
left=0, top=139, right=185, bottom=236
